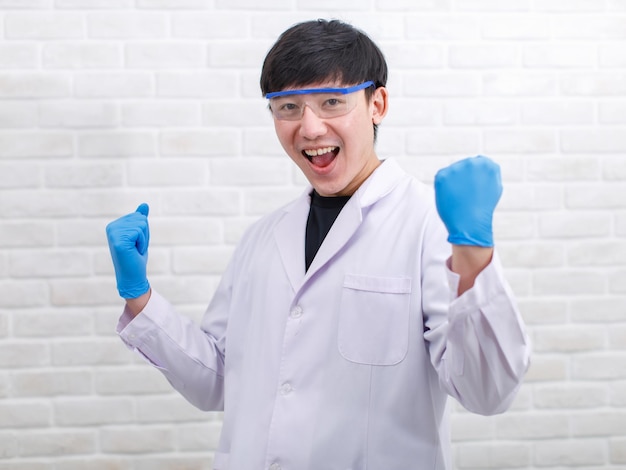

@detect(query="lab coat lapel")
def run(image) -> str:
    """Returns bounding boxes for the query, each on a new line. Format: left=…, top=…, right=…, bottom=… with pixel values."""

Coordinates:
left=274, top=192, right=309, bottom=292
left=304, top=198, right=362, bottom=279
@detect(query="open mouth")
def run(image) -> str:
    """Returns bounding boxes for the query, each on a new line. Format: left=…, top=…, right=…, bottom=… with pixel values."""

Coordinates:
left=302, top=146, right=339, bottom=168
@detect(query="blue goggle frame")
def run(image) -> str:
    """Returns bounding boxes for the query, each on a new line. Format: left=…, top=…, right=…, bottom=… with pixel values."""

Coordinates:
left=265, top=81, right=375, bottom=99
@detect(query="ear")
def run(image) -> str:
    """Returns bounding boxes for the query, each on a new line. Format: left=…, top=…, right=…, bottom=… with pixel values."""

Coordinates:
left=371, top=86, right=389, bottom=125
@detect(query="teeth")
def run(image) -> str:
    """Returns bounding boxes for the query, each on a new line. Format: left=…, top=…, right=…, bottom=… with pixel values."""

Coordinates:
left=304, top=146, right=336, bottom=157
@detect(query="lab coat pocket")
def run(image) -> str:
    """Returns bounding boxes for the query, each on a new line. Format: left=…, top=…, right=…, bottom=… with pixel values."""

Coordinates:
left=338, top=274, right=412, bottom=366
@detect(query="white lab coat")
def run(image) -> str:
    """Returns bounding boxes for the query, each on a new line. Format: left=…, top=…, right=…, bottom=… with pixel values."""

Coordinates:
left=118, top=158, right=530, bottom=470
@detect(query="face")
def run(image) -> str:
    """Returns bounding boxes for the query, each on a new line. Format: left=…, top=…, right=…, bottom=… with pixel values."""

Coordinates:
left=271, top=82, right=388, bottom=197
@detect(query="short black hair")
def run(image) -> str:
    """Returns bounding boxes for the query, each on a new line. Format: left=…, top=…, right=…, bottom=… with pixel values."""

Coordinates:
left=260, top=19, right=388, bottom=140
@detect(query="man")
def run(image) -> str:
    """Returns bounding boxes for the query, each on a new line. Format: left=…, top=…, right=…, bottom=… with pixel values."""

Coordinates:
left=106, top=19, right=530, bottom=470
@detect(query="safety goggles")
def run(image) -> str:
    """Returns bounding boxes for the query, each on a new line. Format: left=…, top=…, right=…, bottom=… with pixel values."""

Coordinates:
left=265, top=81, right=375, bottom=121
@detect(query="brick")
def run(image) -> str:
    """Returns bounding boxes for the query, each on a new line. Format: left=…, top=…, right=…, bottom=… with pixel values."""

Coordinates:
left=532, top=325, right=606, bottom=352
left=0, top=401, right=51, bottom=428
left=495, top=412, right=569, bottom=439
left=517, top=298, right=568, bottom=325
left=406, top=129, right=481, bottom=155
left=611, top=437, right=626, bottom=464
left=611, top=382, right=626, bottom=406
left=17, top=430, right=96, bottom=457
left=534, top=439, right=606, bottom=466
left=483, top=72, right=557, bottom=96
left=39, top=101, right=118, bottom=128
left=74, top=73, right=154, bottom=98
left=404, top=73, right=481, bottom=96
left=78, top=132, right=156, bottom=157
left=173, top=246, right=234, bottom=274
left=562, top=73, right=626, bottom=96
left=209, top=42, right=271, bottom=68
left=572, top=411, right=626, bottom=436
left=45, top=162, right=123, bottom=188
left=138, top=0, right=212, bottom=7
left=484, top=129, right=557, bottom=153
left=42, top=43, right=122, bottom=69
left=5, top=12, right=84, bottom=39
left=0, top=132, right=73, bottom=158
left=563, top=129, right=626, bottom=153
left=203, top=100, right=274, bottom=127
left=534, top=383, right=608, bottom=409
left=0, top=431, right=17, bottom=458
left=0, top=190, right=83, bottom=218
left=567, top=241, right=626, bottom=266
left=0, top=0, right=50, bottom=6
left=0, top=73, right=70, bottom=98
left=242, top=128, right=288, bottom=157
left=535, top=0, right=605, bottom=10
left=160, top=130, right=239, bottom=157
left=482, top=15, right=549, bottom=38
left=136, top=396, right=208, bottom=423
left=100, top=427, right=175, bottom=453
left=0, top=102, right=37, bottom=127
left=54, top=397, right=134, bottom=426
left=0, top=44, right=38, bottom=68
left=0, top=341, right=50, bottom=368
left=215, top=0, right=291, bottom=9
left=9, top=250, right=91, bottom=278
left=522, top=100, right=594, bottom=125
left=610, top=270, right=626, bottom=294
left=443, top=99, right=517, bottom=126
left=405, top=14, right=480, bottom=40
left=498, top=242, right=564, bottom=268
left=599, top=100, right=626, bottom=124
left=449, top=44, right=519, bottom=68
left=532, top=270, right=606, bottom=296
left=122, top=102, right=201, bottom=127
left=450, top=413, right=495, bottom=442
left=0, top=162, right=40, bottom=189
left=600, top=45, right=626, bottom=68
left=126, top=42, right=206, bottom=69
left=0, top=280, right=48, bottom=308
left=572, top=353, right=626, bottom=380
left=527, top=155, right=599, bottom=181
left=94, top=367, right=172, bottom=395
left=177, top=421, right=222, bottom=450
left=538, top=211, right=611, bottom=238
left=52, top=338, right=130, bottom=366
left=140, top=218, right=223, bottom=245
left=571, top=298, right=626, bottom=323
left=57, top=0, right=133, bottom=6
left=523, top=44, right=596, bottom=68
left=566, top=183, right=626, bottom=209
left=127, top=159, right=207, bottom=186
left=244, top=188, right=304, bottom=216
left=50, top=279, right=124, bottom=307
left=457, top=0, right=530, bottom=11
left=13, top=309, right=93, bottom=338
left=156, top=72, right=238, bottom=98
left=86, top=12, right=167, bottom=39
left=610, top=325, right=626, bottom=349
left=383, top=43, right=444, bottom=68
left=209, top=157, right=290, bottom=186
left=455, top=442, right=530, bottom=468
left=12, top=369, right=92, bottom=397
left=616, top=212, right=626, bottom=236
left=602, top=156, right=626, bottom=180
left=172, top=12, right=250, bottom=38
left=498, top=184, right=562, bottom=211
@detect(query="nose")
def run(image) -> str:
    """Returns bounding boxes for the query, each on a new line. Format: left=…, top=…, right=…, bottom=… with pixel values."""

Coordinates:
left=298, top=105, right=327, bottom=140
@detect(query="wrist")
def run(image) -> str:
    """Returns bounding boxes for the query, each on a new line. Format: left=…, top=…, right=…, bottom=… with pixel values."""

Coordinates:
left=125, top=289, right=151, bottom=318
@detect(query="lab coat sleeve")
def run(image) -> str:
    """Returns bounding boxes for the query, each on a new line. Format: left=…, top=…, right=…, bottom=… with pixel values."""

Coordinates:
left=422, top=211, right=531, bottom=416
left=116, top=258, right=236, bottom=412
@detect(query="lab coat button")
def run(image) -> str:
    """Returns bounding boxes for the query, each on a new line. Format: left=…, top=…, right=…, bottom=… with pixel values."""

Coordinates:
left=269, top=463, right=281, bottom=470
left=290, top=306, right=303, bottom=318
left=280, top=383, right=292, bottom=395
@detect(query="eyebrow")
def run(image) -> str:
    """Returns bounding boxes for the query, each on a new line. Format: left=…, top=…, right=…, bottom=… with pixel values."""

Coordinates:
left=265, top=81, right=374, bottom=99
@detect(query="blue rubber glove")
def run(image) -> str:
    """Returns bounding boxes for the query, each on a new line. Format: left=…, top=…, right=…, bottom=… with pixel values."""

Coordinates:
left=106, top=203, right=151, bottom=299
left=434, top=155, right=502, bottom=247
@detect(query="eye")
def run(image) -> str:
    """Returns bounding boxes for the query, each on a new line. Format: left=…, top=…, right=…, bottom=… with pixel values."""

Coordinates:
left=323, top=98, right=343, bottom=108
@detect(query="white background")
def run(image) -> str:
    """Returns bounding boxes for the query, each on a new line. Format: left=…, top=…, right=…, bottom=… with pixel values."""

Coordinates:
left=0, top=0, right=625, bottom=469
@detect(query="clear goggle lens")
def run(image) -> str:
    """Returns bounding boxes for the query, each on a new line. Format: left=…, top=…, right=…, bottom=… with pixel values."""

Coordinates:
left=266, top=81, right=375, bottom=121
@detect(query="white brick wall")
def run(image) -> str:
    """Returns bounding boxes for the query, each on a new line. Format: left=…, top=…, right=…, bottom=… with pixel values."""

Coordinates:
left=0, top=2, right=624, bottom=469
